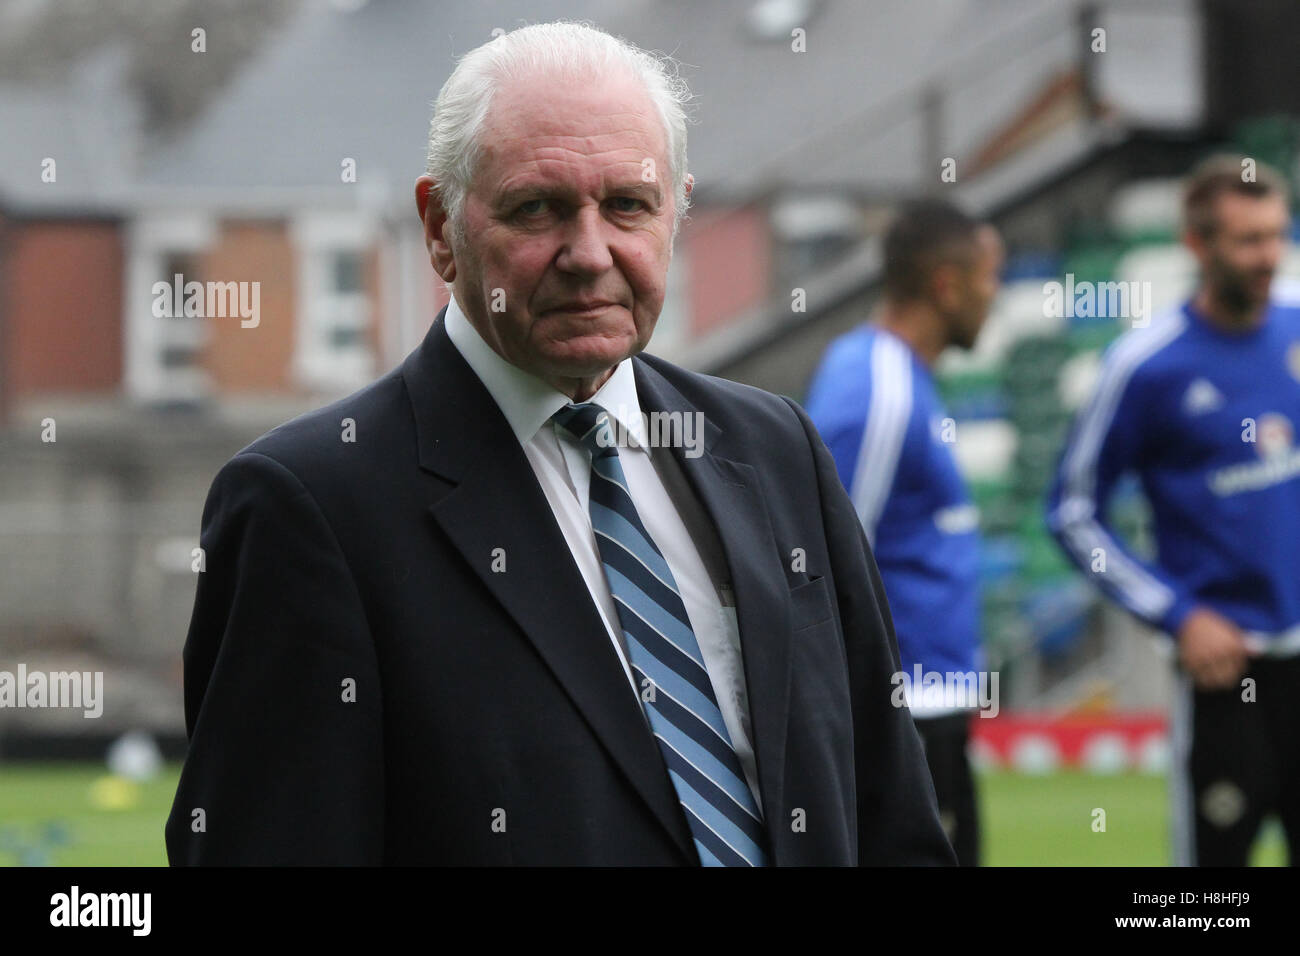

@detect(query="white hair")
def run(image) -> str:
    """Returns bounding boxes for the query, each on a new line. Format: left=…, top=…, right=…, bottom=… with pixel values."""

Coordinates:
left=424, top=21, right=692, bottom=246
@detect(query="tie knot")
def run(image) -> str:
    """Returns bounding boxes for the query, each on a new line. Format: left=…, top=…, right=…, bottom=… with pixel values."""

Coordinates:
left=552, top=402, right=617, bottom=456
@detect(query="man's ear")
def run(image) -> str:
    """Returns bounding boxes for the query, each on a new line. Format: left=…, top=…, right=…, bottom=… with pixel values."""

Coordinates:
left=1183, top=227, right=1210, bottom=268
left=415, top=175, right=457, bottom=284
left=930, top=262, right=963, bottom=312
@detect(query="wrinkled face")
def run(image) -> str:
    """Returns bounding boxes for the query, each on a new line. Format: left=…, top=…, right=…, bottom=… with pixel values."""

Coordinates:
left=446, top=71, right=680, bottom=390
left=948, top=225, right=1004, bottom=350
left=1195, top=192, right=1290, bottom=314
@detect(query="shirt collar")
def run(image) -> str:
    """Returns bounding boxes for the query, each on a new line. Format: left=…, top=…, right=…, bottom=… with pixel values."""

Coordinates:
left=443, top=295, right=648, bottom=449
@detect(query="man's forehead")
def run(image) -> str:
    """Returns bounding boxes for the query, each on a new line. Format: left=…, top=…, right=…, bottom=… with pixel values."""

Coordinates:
left=475, top=140, right=664, bottom=203
left=1214, top=191, right=1290, bottom=227
left=480, top=73, right=666, bottom=157
left=1217, top=191, right=1288, bottom=213
left=495, top=158, right=660, bottom=192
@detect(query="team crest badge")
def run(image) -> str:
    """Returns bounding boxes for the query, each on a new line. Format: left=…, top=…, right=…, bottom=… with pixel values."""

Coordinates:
left=1256, top=413, right=1294, bottom=460
left=1288, top=342, right=1300, bottom=383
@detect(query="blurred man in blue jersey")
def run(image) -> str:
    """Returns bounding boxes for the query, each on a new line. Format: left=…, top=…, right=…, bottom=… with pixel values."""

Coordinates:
left=1047, top=156, right=1300, bottom=866
left=806, top=201, right=1004, bottom=865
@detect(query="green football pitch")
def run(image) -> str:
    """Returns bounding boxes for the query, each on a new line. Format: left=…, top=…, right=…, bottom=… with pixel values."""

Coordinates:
left=0, top=763, right=1287, bottom=866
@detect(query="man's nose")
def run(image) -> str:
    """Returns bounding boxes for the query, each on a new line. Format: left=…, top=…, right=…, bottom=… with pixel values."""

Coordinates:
left=555, top=208, right=614, bottom=276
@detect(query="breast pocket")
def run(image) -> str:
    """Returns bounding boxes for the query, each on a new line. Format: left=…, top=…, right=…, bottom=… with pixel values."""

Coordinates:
left=786, top=575, right=853, bottom=756
left=789, top=575, right=835, bottom=632
left=788, top=575, right=850, bottom=700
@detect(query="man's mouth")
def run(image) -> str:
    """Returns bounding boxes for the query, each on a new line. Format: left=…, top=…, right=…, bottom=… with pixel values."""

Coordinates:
left=546, top=300, right=619, bottom=316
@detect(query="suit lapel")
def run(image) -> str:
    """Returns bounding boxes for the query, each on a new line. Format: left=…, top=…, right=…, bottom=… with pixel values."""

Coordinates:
left=633, top=359, right=794, bottom=857
left=402, top=311, right=695, bottom=861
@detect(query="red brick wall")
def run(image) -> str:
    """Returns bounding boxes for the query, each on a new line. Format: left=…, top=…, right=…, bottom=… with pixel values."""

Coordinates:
left=6, top=219, right=124, bottom=396
left=683, top=204, right=771, bottom=337
left=201, top=221, right=296, bottom=391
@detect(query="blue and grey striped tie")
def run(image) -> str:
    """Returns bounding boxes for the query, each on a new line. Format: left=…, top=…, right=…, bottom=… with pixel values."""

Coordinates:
left=552, top=401, right=769, bottom=867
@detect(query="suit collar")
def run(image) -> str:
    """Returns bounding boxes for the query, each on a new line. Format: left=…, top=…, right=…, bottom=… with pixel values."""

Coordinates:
left=442, top=295, right=571, bottom=446
left=402, top=305, right=484, bottom=483
left=408, top=300, right=647, bottom=465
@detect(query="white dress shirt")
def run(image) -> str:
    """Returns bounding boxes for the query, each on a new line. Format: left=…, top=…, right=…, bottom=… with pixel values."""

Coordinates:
left=443, top=296, right=762, bottom=811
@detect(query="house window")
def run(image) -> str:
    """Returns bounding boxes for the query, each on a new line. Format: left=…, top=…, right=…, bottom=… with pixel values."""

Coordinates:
left=157, top=251, right=206, bottom=372
left=770, top=193, right=864, bottom=283
left=324, top=250, right=367, bottom=349
left=291, top=215, right=377, bottom=393
left=125, top=215, right=216, bottom=404
left=296, top=247, right=372, bottom=389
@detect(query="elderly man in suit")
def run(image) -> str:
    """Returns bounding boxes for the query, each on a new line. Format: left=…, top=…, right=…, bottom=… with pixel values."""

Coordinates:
left=166, top=21, right=953, bottom=866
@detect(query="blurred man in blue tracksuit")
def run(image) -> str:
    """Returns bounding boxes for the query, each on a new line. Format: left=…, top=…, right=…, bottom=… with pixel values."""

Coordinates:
left=1047, top=156, right=1300, bottom=866
left=806, top=200, right=1003, bottom=865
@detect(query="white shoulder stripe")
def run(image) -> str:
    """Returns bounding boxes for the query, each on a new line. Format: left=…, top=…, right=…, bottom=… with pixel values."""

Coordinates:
left=1054, top=313, right=1189, bottom=617
left=1270, top=277, right=1300, bottom=306
left=1064, top=313, right=1187, bottom=502
left=849, top=333, right=913, bottom=544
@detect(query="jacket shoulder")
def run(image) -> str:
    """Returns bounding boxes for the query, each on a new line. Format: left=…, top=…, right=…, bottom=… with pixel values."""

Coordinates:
left=636, top=351, right=807, bottom=437
left=228, top=364, right=412, bottom=489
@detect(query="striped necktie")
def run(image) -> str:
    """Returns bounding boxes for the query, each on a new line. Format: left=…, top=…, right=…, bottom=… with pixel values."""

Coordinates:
left=552, top=401, right=769, bottom=867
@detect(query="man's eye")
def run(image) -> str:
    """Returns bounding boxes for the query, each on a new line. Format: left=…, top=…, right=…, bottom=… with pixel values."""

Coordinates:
left=609, top=196, right=646, bottom=213
left=517, top=199, right=548, bottom=216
